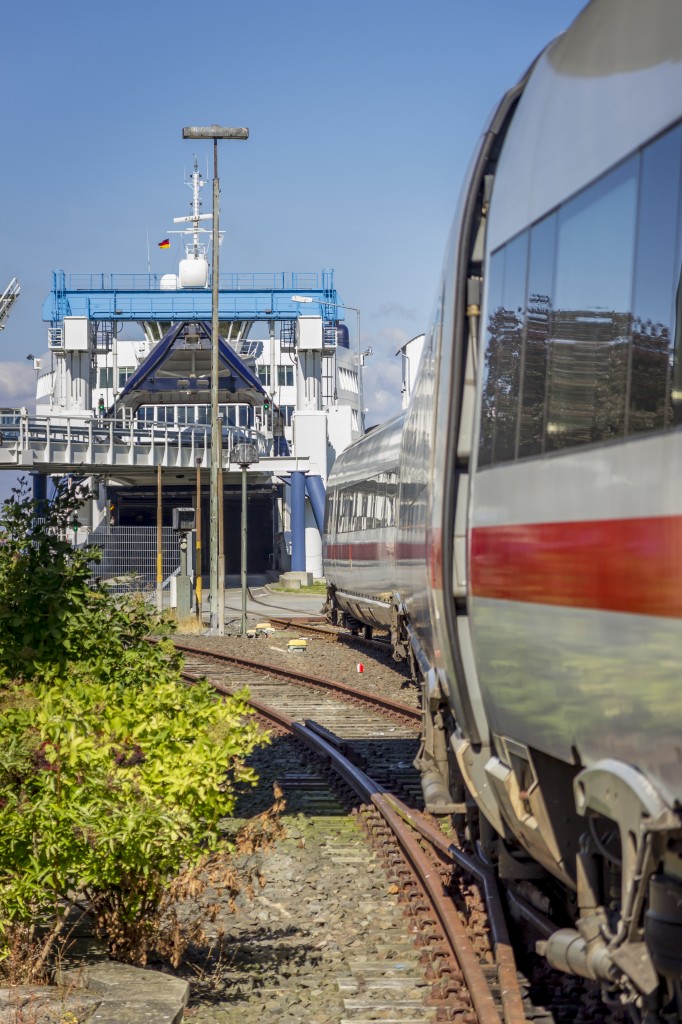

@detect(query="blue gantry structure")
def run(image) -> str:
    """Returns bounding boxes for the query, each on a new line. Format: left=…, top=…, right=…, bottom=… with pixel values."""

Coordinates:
left=42, top=269, right=342, bottom=326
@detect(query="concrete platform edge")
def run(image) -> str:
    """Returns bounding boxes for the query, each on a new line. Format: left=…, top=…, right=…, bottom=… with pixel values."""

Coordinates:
left=60, top=961, right=189, bottom=1024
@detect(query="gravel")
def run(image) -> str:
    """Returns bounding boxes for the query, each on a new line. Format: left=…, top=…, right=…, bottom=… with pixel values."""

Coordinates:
left=168, top=632, right=427, bottom=1020
left=175, top=624, right=419, bottom=711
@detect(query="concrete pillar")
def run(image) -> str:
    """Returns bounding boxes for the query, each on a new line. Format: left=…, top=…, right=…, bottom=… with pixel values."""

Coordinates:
left=296, top=350, right=322, bottom=411
left=291, top=471, right=306, bottom=572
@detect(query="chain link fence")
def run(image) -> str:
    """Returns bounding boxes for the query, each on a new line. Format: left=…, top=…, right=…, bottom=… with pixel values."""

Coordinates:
left=86, top=526, right=183, bottom=593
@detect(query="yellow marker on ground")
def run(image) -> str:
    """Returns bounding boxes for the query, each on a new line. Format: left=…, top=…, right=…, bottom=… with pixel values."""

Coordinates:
left=287, top=638, right=308, bottom=652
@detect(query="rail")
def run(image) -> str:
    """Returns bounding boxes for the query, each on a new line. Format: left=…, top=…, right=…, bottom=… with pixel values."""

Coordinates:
left=61, top=271, right=328, bottom=293
left=178, top=647, right=522, bottom=1024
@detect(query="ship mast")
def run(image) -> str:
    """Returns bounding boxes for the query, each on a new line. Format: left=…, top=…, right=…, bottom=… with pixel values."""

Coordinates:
left=172, top=158, right=211, bottom=260
left=169, top=159, right=215, bottom=288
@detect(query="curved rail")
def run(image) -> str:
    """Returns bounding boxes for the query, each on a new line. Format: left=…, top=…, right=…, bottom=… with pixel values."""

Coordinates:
left=181, top=647, right=527, bottom=1024
left=172, top=639, right=419, bottom=722
left=262, top=615, right=393, bottom=653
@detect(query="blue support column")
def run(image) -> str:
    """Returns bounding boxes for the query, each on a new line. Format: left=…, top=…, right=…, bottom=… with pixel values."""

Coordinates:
left=32, top=473, right=48, bottom=518
left=291, top=471, right=306, bottom=572
left=305, top=475, right=326, bottom=534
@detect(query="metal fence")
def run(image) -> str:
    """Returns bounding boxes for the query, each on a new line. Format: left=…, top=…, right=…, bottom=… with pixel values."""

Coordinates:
left=86, top=526, right=183, bottom=592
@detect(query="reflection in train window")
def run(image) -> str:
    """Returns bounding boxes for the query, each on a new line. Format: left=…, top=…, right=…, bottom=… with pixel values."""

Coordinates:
left=546, top=156, right=637, bottom=451
left=478, top=120, right=682, bottom=468
left=518, top=214, right=555, bottom=458
left=478, top=250, right=505, bottom=468
left=478, top=236, right=529, bottom=466
left=630, top=127, right=681, bottom=434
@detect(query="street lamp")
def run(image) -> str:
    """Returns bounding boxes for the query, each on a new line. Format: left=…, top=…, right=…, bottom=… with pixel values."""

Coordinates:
left=290, top=295, right=364, bottom=435
left=182, top=124, right=249, bottom=634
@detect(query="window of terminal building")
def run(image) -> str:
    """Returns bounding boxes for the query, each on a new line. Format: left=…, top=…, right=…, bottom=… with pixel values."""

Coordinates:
left=258, top=365, right=271, bottom=387
left=99, top=367, right=113, bottom=389
left=118, top=366, right=135, bottom=389
left=177, top=406, right=195, bottom=425
left=338, top=366, right=358, bottom=394
left=280, top=405, right=295, bottom=427
left=277, top=364, right=294, bottom=387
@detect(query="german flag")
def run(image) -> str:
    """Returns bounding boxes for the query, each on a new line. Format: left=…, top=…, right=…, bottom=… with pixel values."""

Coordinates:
left=158, top=238, right=170, bottom=249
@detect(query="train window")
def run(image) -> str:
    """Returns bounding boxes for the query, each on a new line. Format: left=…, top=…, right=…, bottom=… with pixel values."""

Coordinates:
left=364, top=483, right=375, bottom=529
left=495, top=231, right=528, bottom=462
left=385, top=473, right=397, bottom=528
left=545, top=156, right=638, bottom=451
left=374, top=472, right=387, bottom=527
left=629, top=127, right=682, bottom=434
left=351, top=490, right=362, bottom=531
left=478, top=249, right=506, bottom=467
left=340, top=490, right=353, bottom=534
left=517, top=214, right=556, bottom=458
left=324, top=491, right=336, bottom=534
left=479, top=234, right=528, bottom=465
left=477, top=121, right=682, bottom=469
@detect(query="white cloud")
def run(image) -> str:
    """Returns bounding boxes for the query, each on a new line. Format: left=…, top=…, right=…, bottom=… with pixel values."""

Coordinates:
left=0, top=362, right=35, bottom=409
left=371, top=302, right=418, bottom=321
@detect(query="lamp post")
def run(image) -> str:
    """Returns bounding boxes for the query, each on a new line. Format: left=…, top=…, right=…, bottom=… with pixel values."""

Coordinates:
left=182, top=124, right=249, bottom=633
left=290, top=295, right=364, bottom=435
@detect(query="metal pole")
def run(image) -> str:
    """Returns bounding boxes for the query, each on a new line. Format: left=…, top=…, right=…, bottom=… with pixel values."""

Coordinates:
left=209, top=138, right=222, bottom=632
left=241, top=463, right=248, bottom=635
left=269, top=319, right=276, bottom=435
left=218, top=461, right=225, bottom=635
left=156, top=463, right=163, bottom=613
left=357, top=309, right=363, bottom=434
left=195, top=458, right=202, bottom=620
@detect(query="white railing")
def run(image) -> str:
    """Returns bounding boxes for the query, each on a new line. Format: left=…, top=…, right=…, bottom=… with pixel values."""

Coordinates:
left=0, top=414, right=272, bottom=470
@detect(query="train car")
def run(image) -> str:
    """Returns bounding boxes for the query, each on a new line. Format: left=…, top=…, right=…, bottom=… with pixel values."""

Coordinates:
left=323, top=413, right=404, bottom=636
left=324, top=0, right=682, bottom=1016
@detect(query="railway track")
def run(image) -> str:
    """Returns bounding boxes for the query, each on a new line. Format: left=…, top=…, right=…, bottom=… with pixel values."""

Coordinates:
left=175, top=639, right=421, bottom=808
left=174, top=638, right=557, bottom=1024
left=175, top=640, right=617, bottom=1024
left=259, top=614, right=393, bottom=654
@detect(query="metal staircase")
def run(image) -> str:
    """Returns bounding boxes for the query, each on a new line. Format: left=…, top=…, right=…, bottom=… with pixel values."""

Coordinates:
left=0, top=278, right=20, bottom=330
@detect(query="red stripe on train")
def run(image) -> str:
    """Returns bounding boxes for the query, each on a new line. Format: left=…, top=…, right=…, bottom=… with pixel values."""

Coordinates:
left=325, top=540, right=425, bottom=562
left=470, top=515, right=682, bottom=618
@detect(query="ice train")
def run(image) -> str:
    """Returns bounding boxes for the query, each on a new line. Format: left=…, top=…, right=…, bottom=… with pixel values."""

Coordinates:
left=323, top=1, right=682, bottom=1016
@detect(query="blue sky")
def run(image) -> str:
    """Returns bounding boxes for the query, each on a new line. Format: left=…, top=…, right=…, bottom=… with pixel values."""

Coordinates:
left=0, top=0, right=587, bottom=427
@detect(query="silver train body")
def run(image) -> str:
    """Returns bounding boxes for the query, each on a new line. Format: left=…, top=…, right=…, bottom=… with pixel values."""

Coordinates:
left=324, top=0, right=682, bottom=1015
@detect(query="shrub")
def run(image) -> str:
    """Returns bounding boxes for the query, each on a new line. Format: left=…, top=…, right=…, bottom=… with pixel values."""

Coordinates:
left=0, top=480, right=94, bottom=679
left=0, top=482, right=272, bottom=974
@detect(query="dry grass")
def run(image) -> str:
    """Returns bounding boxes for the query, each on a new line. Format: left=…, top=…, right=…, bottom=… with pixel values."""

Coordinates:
left=167, top=611, right=206, bottom=634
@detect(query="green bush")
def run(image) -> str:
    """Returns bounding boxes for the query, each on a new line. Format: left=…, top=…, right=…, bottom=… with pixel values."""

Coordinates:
left=0, top=480, right=94, bottom=679
left=0, top=482, right=270, bottom=974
